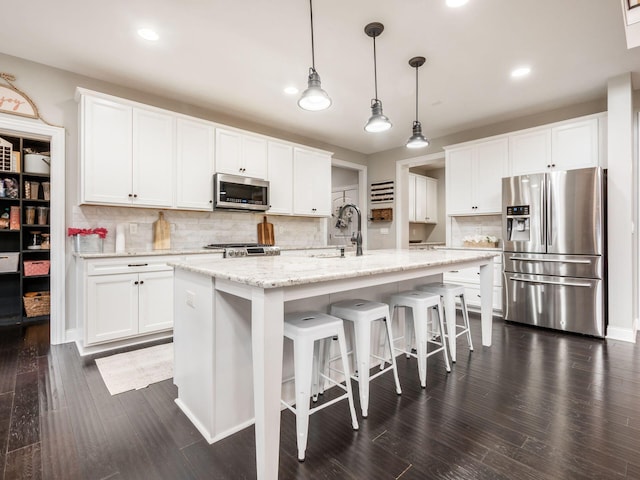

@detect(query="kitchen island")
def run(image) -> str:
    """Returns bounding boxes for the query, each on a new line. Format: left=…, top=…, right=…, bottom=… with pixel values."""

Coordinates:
left=170, top=248, right=497, bottom=480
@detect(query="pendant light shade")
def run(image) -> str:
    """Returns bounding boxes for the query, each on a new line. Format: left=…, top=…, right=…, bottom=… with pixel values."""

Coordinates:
left=406, top=56, right=429, bottom=148
left=298, top=0, right=331, bottom=111
left=364, top=22, right=392, bottom=133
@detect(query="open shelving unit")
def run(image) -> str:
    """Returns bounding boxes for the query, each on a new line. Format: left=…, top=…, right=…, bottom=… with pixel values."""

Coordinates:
left=0, top=134, right=51, bottom=327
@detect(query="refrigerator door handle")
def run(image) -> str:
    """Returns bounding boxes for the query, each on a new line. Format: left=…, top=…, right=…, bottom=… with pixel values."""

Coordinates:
left=511, top=276, right=591, bottom=288
left=509, top=256, right=592, bottom=264
left=541, top=175, right=547, bottom=247
left=547, top=174, right=553, bottom=247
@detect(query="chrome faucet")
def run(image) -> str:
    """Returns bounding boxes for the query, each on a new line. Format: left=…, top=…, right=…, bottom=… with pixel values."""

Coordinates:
left=336, top=203, right=363, bottom=256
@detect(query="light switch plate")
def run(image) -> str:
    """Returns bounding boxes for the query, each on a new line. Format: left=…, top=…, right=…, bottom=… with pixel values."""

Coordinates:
left=129, top=223, right=138, bottom=234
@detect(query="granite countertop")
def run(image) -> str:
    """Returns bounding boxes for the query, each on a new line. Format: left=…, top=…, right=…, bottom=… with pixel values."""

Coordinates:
left=438, top=245, right=502, bottom=252
left=73, top=248, right=224, bottom=259
left=170, top=248, right=499, bottom=289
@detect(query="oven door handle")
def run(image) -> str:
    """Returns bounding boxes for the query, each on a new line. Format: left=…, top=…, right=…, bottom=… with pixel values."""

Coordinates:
left=511, top=276, right=592, bottom=288
left=509, top=256, right=591, bottom=264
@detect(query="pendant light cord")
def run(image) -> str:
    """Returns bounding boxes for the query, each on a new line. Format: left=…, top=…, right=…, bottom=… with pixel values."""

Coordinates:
left=309, top=0, right=316, bottom=72
left=372, top=35, right=378, bottom=100
left=414, top=65, right=419, bottom=121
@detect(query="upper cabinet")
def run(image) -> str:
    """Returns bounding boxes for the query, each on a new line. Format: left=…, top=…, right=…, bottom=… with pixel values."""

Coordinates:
left=267, top=141, right=294, bottom=214
left=77, top=88, right=333, bottom=216
left=510, top=117, right=600, bottom=176
left=446, top=138, right=509, bottom=215
left=215, top=128, right=267, bottom=179
left=176, top=118, right=215, bottom=210
left=408, top=173, right=438, bottom=223
left=293, top=148, right=331, bottom=216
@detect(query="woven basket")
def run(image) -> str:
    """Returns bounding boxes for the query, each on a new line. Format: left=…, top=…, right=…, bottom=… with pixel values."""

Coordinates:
left=23, top=291, right=50, bottom=317
left=24, top=260, right=50, bottom=276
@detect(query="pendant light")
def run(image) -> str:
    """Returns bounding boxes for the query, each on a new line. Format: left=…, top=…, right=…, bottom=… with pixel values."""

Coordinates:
left=298, top=0, right=331, bottom=111
left=406, top=56, right=429, bottom=149
left=364, top=22, right=392, bottom=133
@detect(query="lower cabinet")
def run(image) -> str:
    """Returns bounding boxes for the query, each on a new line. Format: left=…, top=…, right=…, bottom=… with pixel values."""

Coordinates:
left=86, top=270, right=173, bottom=344
left=78, top=253, right=222, bottom=349
left=442, top=254, right=503, bottom=313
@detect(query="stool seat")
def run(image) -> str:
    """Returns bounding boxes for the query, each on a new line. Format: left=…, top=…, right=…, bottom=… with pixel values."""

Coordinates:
left=282, top=311, right=358, bottom=461
left=330, top=299, right=402, bottom=418
left=418, top=282, right=473, bottom=362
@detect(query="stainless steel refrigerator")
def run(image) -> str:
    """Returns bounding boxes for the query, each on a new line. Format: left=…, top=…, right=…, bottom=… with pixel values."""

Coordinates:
left=502, top=167, right=606, bottom=337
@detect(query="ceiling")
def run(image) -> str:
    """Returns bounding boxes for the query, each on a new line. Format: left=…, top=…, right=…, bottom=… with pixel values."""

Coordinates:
left=1, top=0, right=639, bottom=155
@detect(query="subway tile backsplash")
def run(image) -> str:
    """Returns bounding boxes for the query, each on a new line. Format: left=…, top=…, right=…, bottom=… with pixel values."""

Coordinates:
left=71, top=206, right=327, bottom=252
left=450, top=215, right=502, bottom=247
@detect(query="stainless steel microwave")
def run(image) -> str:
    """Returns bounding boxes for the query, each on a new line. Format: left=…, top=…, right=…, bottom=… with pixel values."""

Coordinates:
left=213, top=173, right=270, bottom=212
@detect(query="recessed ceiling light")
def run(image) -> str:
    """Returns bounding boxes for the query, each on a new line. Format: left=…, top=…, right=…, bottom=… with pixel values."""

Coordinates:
left=137, top=28, right=159, bottom=41
left=284, top=86, right=299, bottom=95
left=446, top=0, right=469, bottom=7
left=511, top=66, right=531, bottom=78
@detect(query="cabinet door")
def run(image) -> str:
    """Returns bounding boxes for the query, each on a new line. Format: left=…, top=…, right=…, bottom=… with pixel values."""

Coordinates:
left=81, top=96, right=133, bottom=205
left=425, top=177, right=438, bottom=223
left=267, top=142, right=293, bottom=214
left=551, top=118, right=598, bottom=171
left=242, top=135, right=268, bottom=179
left=407, top=174, right=417, bottom=222
left=293, top=148, right=331, bottom=216
left=132, top=109, right=175, bottom=207
left=445, top=147, right=474, bottom=215
left=138, top=271, right=174, bottom=333
left=176, top=118, right=215, bottom=210
left=474, top=138, right=509, bottom=214
left=215, top=128, right=242, bottom=175
left=86, top=274, right=138, bottom=345
left=509, top=129, right=551, bottom=176
left=414, top=174, right=427, bottom=223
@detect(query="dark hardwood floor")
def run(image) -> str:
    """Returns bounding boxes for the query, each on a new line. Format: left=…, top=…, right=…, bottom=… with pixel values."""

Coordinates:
left=1, top=316, right=639, bottom=479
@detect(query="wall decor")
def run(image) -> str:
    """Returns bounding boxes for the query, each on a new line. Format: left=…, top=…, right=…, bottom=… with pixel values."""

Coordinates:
left=0, top=73, right=57, bottom=126
left=370, top=180, right=394, bottom=203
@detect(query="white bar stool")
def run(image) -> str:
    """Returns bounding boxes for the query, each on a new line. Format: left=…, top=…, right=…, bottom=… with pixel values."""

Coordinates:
left=281, top=311, right=359, bottom=461
left=417, top=282, right=473, bottom=362
left=330, top=299, right=402, bottom=418
left=388, top=290, right=451, bottom=388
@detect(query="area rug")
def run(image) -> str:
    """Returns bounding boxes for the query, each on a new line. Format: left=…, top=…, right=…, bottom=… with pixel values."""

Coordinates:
left=95, top=343, right=173, bottom=395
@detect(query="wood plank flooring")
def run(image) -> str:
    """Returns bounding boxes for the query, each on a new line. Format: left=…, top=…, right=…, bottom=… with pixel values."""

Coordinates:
left=0, top=317, right=639, bottom=479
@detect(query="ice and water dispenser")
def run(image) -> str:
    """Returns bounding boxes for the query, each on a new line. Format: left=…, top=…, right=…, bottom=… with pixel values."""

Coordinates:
left=505, top=205, right=530, bottom=241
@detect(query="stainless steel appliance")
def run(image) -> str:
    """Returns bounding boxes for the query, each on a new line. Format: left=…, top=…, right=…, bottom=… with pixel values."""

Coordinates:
left=502, top=167, right=606, bottom=337
left=204, top=242, right=280, bottom=258
left=213, top=173, right=269, bottom=212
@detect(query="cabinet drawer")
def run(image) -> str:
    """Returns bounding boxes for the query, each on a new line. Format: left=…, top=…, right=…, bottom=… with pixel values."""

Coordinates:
left=456, top=283, right=502, bottom=312
left=87, top=257, right=175, bottom=276
left=443, top=263, right=502, bottom=287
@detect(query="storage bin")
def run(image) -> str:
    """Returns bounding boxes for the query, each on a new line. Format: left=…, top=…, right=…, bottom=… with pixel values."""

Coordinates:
left=24, top=260, right=50, bottom=276
left=23, top=291, right=50, bottom=317
left=24, top=154, right=50, bottom=174
left=0, top=252, right=19, bottom=272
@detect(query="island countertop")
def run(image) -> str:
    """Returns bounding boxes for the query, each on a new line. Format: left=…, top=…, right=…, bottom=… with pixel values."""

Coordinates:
left=169, top=248, right=499, bottom=289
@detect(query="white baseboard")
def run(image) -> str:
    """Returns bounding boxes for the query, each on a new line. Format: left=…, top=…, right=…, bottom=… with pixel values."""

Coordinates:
left=606, top=324, right=637, bottom=343
left=76, top=332, right=173, bottom=356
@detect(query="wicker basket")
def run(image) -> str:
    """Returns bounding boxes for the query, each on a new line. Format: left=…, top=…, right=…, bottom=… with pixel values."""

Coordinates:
left=463, top=241, right=499, bottom=249
left=23, top=291, right=50, bottom=317
left=24, top=260, right=50, bottom=276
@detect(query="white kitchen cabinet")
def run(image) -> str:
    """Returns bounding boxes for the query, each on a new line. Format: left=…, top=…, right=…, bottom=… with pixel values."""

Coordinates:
left=408, top=174, right=438, bottom=223
left=80, top=95, right=133, bottom=205
left=176, top=118, right=215, bottom=210
left=551, top=118, right=599, bottom=170
left=445, top=137, right=508, bottom=215
left=267, top=141, right=294, bottom=214
left=509, top=128, right=552, bottom=176
left=132, top=109, right=175, bottom=207
left=80, top=93, right=175, bottom=208
left=215, top=128, right=268, bottom=179
left=293, top=147, right=331, bottom=216
left=86, top=269, right=173, bottom=345
left=443, top=255, right=503, bottom=313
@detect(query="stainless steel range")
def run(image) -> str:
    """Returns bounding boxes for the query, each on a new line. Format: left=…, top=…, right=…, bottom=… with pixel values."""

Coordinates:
left=204, top=243, right=280, bottom=258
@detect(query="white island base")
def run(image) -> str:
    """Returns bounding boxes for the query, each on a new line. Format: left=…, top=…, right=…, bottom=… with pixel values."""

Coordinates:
left=171, top=249, right=497, bottom=480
